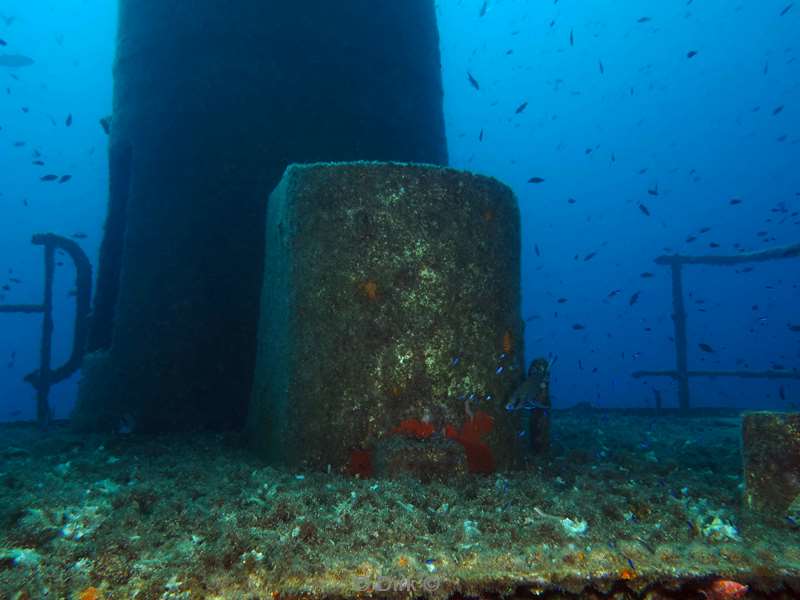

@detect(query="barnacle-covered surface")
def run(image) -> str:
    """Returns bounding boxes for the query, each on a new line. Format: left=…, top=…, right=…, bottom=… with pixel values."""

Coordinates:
left=249, top=162, right=524, bottom=473
left=1, top=410, right=799, bottom=599
left=742, top=411, right=800, bottom=518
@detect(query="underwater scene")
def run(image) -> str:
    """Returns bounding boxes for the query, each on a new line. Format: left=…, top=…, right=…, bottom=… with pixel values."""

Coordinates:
left=1, top=1, right=799, bottom=599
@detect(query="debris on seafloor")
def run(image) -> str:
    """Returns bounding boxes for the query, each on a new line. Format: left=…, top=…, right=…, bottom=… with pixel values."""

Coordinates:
left=530, top=506, right=589, bottom=536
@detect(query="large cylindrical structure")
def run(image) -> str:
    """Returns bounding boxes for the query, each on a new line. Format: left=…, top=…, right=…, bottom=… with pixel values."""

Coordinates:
left=75, top=1, right=447, bottom=432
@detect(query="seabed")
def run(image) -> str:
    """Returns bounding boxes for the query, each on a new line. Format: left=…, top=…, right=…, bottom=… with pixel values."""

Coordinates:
left=1, top=409, right=798, bottom=599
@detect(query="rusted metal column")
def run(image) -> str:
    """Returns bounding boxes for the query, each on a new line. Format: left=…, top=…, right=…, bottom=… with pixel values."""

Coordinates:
left=669, top=262, right=691, bottom=411
left=75, top=0, right=448, bottom=432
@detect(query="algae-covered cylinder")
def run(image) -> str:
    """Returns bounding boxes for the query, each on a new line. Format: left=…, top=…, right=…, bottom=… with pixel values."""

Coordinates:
left=249, top=162, right=525, bottom=474
left=75, top=1, right=447, bottom=431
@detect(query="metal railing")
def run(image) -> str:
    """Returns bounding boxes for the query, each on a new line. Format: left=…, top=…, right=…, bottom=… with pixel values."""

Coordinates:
left=0, top=233, right=92, bottom=427
left=633, top=242, right=800, bottom=411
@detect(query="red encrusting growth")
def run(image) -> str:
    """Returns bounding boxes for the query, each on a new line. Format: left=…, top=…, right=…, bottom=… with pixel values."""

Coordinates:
left=445, top=410, right=495, bottom=474
left=348, top=449, right=373, bottom=478
left=392, top=418, right=435, bottom=439
left=349, top=411, right=496, bottom=478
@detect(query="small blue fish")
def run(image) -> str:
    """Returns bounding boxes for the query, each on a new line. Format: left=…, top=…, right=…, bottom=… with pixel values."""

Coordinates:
left=505, top=398, right=549, bottom=412
left=450, top=356, right=461, bottom=367
left=523, top=400, right=549, bottom=411
left=496, top=366, right=505, bottom=375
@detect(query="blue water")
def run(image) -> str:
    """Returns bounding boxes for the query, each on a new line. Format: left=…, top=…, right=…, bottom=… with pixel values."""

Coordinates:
left=1, top=1, right=798, bottom=422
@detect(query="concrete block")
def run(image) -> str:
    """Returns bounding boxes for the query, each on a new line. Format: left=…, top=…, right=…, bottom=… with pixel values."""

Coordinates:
left=742, top=411, right=800, bottom=518
left=249, top=162, right=524, bottom=474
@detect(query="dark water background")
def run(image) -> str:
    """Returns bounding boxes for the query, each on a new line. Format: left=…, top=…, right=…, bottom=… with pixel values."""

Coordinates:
left=0, top=1, right=798, bottom=422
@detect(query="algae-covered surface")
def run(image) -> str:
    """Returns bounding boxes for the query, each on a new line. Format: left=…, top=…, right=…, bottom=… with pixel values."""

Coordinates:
left=1, top=409, right=799, bottom=599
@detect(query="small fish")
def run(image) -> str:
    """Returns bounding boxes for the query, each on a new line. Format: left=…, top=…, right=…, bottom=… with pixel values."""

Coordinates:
left=71, top=232, right=88, bottom=239
left=779, top=385, right=786, bottom=400
left=788, top=323, right=800, bottom=332
left=637, top=17, right=651, bottom=23
left=0, top=39, right=6, bottom=47
left=572, top=323, right=585, bottom=330
left=479, top=0, right=488, bottom=17
left=773, top=105, right=784, bottom=116
left=639, top=204, right=651, bottom=216
left=528, top=176, right=545, bottom=184
left=569, top=29, right=574, bottom=46
left=58, top=174, right=71, bottom=183
left=583, top=251, right=597, bottom=261
left=534, top=244, right=541, bottom=257
left=467, top=71, right=480, bottom=90
left=513, top=101, right=529, bottom=115
left=32, top=160, right=44, bottom=166
left=780, top=4, right=793, bottom=16
left=598, top=60, right=604, bottom=74
left=65, top=113, right=72, bottom=127
left=505, top=364, right=551, bottom=412
left=40, top=174, right=58, bottom=181
left=0, top=54, right=35, bottom=68
left=640, top=272, right=653, bottom=278
left=687, top=50, right=698, bottom=59
left=506, top=395, right=548, bottom=412
left=647, top=184, right=659, bottom=196
left=478, top=128, right=483, bottom=141
left=557, top=297, right=568, bottom=303
left=698, top=343, right=714, bottom=353
left=729, top=198, right=742, bottom=205
left=99, top=115, right=112, bottom=135
left=607, top=289, right=621, bottom=298
left=629, top=291, right=640, bottom=306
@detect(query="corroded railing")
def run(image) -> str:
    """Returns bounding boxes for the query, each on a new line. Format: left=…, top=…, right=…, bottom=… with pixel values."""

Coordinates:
left=0, top=234, right=92, bottom=426
left=633, top=242, right=800, bottom=411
